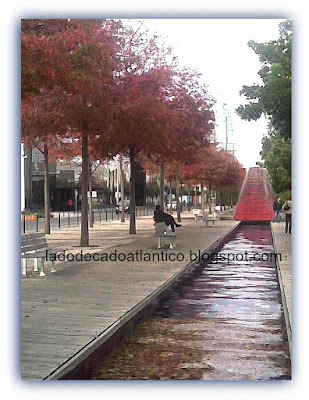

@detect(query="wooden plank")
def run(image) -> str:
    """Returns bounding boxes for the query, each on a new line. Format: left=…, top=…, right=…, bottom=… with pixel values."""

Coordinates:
left=21, top=236, right=46, bottom=244
left=21, top=243, right=47, bottom=253
left=21, top=232, right=45, bottom=238
left=22, top=336, right=91, bottom=345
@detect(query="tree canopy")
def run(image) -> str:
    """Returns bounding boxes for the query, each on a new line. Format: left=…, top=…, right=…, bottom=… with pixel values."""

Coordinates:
left=236, top=19, right=292, bottom=198
left=258, top=135, right=291, bottom=196
left=236, top=20, right=292, bottom=139
left=22, top=18, right=245, bottom=239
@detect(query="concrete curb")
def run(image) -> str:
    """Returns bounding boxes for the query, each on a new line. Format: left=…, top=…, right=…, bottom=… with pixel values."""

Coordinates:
left=270, top=225, right=292, bottom=358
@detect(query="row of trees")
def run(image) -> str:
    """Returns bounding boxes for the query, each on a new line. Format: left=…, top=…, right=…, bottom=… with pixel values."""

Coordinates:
left=236, top=19, right=292, bottom=199
left=143, top=142, right=245, bottom=220
left=22, top=19, right=245, bottom=246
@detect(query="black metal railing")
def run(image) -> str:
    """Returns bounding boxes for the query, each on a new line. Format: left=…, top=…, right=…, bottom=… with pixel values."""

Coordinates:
left=21, top=205, right=155, bottom=234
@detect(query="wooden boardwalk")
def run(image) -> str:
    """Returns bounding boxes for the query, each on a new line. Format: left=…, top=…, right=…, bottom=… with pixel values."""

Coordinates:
left=21, top=218, right=238, bottom=380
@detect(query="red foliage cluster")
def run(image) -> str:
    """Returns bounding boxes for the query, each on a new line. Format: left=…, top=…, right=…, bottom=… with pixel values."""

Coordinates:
left=21, top=19, right=244, bottom=238
left=165, top=143, right=245, bottom=193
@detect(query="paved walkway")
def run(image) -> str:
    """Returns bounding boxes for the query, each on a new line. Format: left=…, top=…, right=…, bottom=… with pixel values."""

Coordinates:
left=21, top=216, right=238, bottom=380
left=271, top=222, right=292, bottom=348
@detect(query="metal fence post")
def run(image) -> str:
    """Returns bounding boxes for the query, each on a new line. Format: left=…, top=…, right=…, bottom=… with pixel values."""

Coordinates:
left=36, top=215, right=39, bottom=232
left=58, top=212, right=61, bottom=229
left=23, top=214, right=26, bottom=234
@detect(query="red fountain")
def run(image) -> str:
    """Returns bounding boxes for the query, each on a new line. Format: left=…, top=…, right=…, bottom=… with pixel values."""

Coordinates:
left=234, top=167, right=275, bottom=222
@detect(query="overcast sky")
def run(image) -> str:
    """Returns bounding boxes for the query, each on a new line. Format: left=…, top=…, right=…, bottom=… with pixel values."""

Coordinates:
left=127, top=18, right=284, bottom=169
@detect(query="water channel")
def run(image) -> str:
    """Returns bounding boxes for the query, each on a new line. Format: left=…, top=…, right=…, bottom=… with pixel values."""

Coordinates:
left=90, top=223, right=291, bottom=380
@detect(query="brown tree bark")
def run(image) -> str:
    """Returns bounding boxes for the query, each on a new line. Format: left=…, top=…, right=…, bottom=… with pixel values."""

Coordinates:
left=80, top=131, right=89, bottom=246
left=159, top=161, right=164, bottom=209
left=43, top=143, right=50, bottom=234
left=187, top=184, right=191, bottom=212
left=175, top=166, right=181, bottom=222
left=120, top=155, right=125, bottom=223
left=169, top=180, right=173, bottom=214
left=88, top=162, right=93, bottom=228
left=180, top=181, right=183, bottom=212
left=201, top=182, right=205, bottom=212
left=129, top=149, right=136, bottom=234
left=208, top=182, right=212, bottom=214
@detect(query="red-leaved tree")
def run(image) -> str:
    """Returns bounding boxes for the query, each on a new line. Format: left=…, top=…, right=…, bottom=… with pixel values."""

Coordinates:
left=22, top=19, right=120, bottom=245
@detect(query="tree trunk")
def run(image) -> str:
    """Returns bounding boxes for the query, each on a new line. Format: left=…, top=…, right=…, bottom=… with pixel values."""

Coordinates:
left=129, top=149, right=136, bottom=234
left=218, top=191, right=222, bottom=211
left=111, top=172, right=115, bottom=206
left=88, top=162, right=93, bottom=228
left=43, top=143, right=50, bottom=234
left=159, top=161, right=164, bottom=210
left=201, top=182, right=205, bottom=212
left=187, top=184, right=191, bottom=212
left=169, top=181, right=173, bottom=214
left=175, top=166, right=181, bottom=222
left=180, top=181, right=183, bottom=212
left=208, top=182, right=212, bottom=214
left=80, top=132, right=89, bottom=247
left=120, top=155, right=125, bottom=223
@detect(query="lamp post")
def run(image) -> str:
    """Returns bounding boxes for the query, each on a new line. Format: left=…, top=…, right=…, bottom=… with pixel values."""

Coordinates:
left=225, top=115, right=229, bottom=150
left=223, top=103, right=232, bottom=151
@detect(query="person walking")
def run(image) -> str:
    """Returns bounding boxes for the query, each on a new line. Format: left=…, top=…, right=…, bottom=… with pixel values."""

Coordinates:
left=273, top=197, right=282, bottom=223
left=283, top=196, right=292, bottom=234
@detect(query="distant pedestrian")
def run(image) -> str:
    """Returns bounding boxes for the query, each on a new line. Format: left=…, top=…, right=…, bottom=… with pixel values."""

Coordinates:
left=273, top=197, right=282, bottom=223
left=153, top=205, right=182, bottom=232
left=67, top=198, right=73, bottom=211
left=283, top=196, right=292, bottom=234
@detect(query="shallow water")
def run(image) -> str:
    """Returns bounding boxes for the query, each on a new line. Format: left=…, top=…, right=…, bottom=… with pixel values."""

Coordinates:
left=91, top=224, right=291, bottom=380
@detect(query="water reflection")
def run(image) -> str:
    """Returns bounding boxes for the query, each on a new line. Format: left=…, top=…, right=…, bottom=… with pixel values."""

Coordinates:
left=91, top=224, right=291, bottom=380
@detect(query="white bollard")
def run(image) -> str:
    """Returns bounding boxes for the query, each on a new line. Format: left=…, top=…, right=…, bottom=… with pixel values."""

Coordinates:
left=33, top=258, right=39, bottom=272
left=21, top=258, right=27, bottom=276
left=39, top=258, right=46, bottom=277
left=50, top=260, right=57, bottom=273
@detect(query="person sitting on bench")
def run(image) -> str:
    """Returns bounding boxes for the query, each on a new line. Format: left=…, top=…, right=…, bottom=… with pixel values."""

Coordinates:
left=153, top=205, right=182, bottom=232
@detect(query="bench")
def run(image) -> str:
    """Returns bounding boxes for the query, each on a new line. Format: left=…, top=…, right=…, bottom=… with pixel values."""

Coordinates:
left=193, top=209, right=210, bottom=221
left=205, top=215, right=216, bottom=227
left=195, top=214, right=205, bottom=223
left=192, top=209, right=218, bottom=227
left=192, top=209, right=205, bottom=222
left=154, top=222, right=176, bottom=249
left=21, top=232, right=56, bottom=277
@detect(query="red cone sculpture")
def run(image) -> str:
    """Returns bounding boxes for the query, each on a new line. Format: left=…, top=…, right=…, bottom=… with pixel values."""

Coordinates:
left=234, top=167, right=275, bottom=222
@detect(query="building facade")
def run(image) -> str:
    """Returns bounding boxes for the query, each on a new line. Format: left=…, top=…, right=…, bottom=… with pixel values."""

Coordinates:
left=21, top=148, right=146, bottom=212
